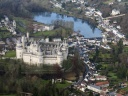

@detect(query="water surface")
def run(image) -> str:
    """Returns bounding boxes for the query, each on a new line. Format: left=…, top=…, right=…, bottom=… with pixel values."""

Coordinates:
left=34, top=12, right=102, bottom=38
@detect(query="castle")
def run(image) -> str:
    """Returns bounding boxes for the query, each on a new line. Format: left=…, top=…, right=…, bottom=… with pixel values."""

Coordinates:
left=16, top=32, right=68, bottom=66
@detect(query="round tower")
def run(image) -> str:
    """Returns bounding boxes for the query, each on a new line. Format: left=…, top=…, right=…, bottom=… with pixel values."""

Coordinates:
left=45, top=38, right=49, bottom=42
left=37, top=46, right=43, bottom=64
left=57, top=50, right=63, bottom=65
left=62, top=39, right=68, bottom=60
left=16, top=40, right=23, bottom=59
left=62, top=47, right=68, bottom=60
left=26, top=32, right=29, bottom=40
left=22, top=35, right=25, bottom=48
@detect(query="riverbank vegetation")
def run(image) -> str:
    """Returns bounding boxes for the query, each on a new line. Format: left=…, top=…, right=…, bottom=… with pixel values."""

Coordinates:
left=5, top=16, right=73, bottom=39
left=31, top=27, right=73, bottom=38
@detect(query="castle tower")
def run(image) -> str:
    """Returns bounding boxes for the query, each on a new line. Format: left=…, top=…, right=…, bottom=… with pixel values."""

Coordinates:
left=57, top=48, right=63, bottom=65
left=26, top=32, right=29, bottom=40
left=16, top=40, right=23, bottom=59
left=45, top=38, right=49, bottom=42
left=22, top=35, right=25, bottom=48
left=37, top=46, right=43, bottom=65
left=62, top=39, right=68, bottom=60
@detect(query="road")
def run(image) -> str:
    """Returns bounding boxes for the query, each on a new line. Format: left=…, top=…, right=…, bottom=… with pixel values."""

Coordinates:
left=104, top=14, right=125, bottom=19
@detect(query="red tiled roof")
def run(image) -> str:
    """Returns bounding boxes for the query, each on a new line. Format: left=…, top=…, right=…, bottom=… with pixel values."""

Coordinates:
left=117, top=94, right=123, bottom=96
left=95, top=81, right=109, bottom=86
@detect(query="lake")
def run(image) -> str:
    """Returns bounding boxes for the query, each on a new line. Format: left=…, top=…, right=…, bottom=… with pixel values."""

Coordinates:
left=33, top=12, right=102, bottom=38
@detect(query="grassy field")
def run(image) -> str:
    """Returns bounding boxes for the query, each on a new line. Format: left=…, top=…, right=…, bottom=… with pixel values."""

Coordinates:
left=108, top=72, right=118, bottom=80
left=100, top=53, right=111, bottom=58
left=0, top=27, right=12, bottom=38
left=32, top=27, right=72, bottom=37
left=4, top=51, right=16, bottom=57
left=14, top=17, right=31, bottom=33
left=0, top=32, right=12, bottom=39
left=14, top=16, right=73, bottom=37
left=56, top=82, right=71, bottom=89
left=33, top=30, right=56, bottom=37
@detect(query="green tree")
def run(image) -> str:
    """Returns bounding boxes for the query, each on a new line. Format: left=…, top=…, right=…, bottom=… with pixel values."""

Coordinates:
left=93, top=47, right=99, bottom=62
left=117, top=39, right=123, bottom=54
left=89, top=91, right=93, bottom=96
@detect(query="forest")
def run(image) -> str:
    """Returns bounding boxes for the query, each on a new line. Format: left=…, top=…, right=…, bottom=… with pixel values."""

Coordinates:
left=0, top=51, right=84, bottom=96
left=0, top=0, right=51, bottom=18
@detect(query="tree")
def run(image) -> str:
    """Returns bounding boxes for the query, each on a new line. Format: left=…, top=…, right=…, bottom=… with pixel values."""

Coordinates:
left=117, top=39, right=123, bottom=54
left=89, top=91, right=93, bottom=96
left=93, top=47, right=99, bottom=62
left=62, top=3, right=66, bottom=8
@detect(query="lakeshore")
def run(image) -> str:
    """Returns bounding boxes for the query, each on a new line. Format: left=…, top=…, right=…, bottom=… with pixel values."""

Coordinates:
left=33, top=12, right=102, bottom=38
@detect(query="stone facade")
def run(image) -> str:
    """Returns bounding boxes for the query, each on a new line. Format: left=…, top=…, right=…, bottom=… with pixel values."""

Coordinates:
left=16, top=33, right=68, bottom=66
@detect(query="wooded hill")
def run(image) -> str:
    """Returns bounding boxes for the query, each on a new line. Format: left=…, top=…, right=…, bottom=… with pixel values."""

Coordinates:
left=0, top=0, right=51, bottom=17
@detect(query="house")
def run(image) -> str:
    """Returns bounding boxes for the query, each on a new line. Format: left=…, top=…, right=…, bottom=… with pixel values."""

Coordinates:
left=0, top=41, right=5, bottom=45
left=120, top=82, right=127, bottom=88
left=33, top=24, right=54, bottom=32
left=89, top=77, right=95, bottom=81
left=102, top=34, right=107, bottom=43
left=54, top=3, right=62, bottom=8
left=77, top=85, right=85, bottom=92
left=95, top=76, right=107, bottom=81
left=95, top=11, right=102, bottom=16
left=109, top=2, right=114, bottom=5
left=95, top=81, right=109, bottom=88
left=71, top=0, right=77, bottom=3
left=117, top=0, right=121, bottom=2
left=117, top=25, right=121, bottom=30
left=111, top=9, right=120, bottom=16
left=87, top=38, right=96, bottom=43
left=87, top=84, right=102, bottom=93
left=109, top=92, right=123, bottom=96
left=78, top=0, right=85, bottom=4
left=123, top=40, right=128, bottom=45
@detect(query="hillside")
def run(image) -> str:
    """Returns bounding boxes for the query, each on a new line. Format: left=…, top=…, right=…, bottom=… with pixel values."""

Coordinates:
left=0, top=0, right=51, bottom=17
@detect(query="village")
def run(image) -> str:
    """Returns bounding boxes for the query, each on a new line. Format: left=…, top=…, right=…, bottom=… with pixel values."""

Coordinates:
left=50, top=0, right=126, bottom=44
left=68, top=32, right=126, bottom=96
left=0, top=14, right=127, bottom=95
left=50, top=0, right=128, bottom=95
left=0, top=0, right=128, bottom=96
